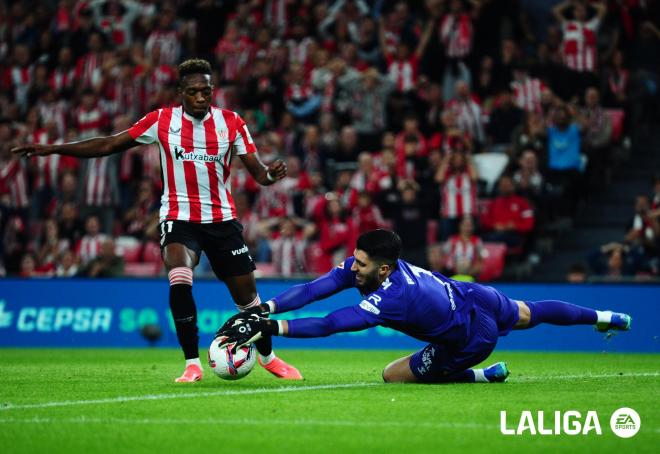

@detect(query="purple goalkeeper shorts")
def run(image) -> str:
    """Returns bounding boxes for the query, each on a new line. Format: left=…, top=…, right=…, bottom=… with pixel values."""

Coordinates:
left=409, top=284, right=520, bottom=382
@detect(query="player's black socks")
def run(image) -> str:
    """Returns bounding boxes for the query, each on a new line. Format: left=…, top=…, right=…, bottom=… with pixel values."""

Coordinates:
left=169, top=284, right=199, bottom=360
left=255, top=335, right=273, bottom=357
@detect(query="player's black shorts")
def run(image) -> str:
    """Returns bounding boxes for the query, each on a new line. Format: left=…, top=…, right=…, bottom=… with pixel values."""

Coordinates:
left=159, top=219, right=256, bottom=278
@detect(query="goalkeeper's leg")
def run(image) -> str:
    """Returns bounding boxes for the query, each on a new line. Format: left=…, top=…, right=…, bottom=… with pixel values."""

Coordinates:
left=514, top=300, right=632, bottom=332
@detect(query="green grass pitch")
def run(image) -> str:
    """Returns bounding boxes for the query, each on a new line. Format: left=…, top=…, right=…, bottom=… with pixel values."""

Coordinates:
left=0, top=349, right=658, bottom=453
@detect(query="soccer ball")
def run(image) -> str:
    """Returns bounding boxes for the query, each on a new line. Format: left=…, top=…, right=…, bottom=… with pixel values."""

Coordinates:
left=208, top=336, right=257, bottom=380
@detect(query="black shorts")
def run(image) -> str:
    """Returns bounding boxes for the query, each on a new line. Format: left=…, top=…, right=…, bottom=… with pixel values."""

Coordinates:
left=159, top=219, right=256, bottom=278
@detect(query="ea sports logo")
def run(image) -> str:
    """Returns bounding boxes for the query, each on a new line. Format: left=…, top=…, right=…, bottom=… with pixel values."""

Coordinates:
left=610, top=408, right=640, bottom=438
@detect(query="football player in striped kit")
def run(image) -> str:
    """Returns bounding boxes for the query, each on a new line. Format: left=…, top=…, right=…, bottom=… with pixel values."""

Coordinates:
left=12, top=59, right=303, bottom=382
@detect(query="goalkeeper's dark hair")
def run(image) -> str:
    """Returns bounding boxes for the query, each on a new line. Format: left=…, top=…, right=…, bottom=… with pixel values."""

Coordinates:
left=178, top=59, right=212, bottom=82
left=356, top=229, right=402, bottom=267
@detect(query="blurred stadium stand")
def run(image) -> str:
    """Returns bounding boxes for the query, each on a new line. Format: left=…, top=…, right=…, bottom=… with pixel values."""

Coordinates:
left=0, top=0, right=658, bottom=282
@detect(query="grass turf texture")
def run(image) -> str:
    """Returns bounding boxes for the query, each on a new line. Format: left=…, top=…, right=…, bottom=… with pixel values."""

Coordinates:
left=0, top=349, right=658, bottom=453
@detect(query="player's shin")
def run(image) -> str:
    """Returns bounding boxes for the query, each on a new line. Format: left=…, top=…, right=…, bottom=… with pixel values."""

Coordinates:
left=525, top=300, right=598, bottom=328
left=168, top=267, right=199, bottom=361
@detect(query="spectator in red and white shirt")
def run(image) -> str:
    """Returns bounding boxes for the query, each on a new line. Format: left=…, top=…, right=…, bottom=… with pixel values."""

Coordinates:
left=553, top=0, right=607, bottom=74
left=382, top=17, right=434, bottom=94
left=214, top=21, right=253, bottom=83
left=5, top=44, right=33, bottom=113
left=435, top=149, right=478, bottom=239
left=269, top=217, right=312, bottom=277
left=482, top=175, right=535, bottom=249
left=75, top=215, right=109, bottom=265
left=73, top=89, right=109, bottom=139
left=446, top=81, right=485, bottom=145
left=351, top=191, right=386, bottom=239
left=0, top=147, right=29, bottom=212
left=75, top=31, right=106, bottom=89
left=443, top=216, right=483, bottom=279
left=316, top=193, right=356, bottom=273
left=144, top=5, right=182, bottom=67
left=511, top=66, right=546, bottom=113
left=350, top=152, right=389, bottom=195
left=49, top=47, right=77, bottom=96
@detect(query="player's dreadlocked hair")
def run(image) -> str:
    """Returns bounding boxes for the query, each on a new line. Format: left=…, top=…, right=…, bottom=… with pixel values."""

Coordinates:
left=178, top=59, right=212, bottom=82
left=356, top=229, right=402, bottom=267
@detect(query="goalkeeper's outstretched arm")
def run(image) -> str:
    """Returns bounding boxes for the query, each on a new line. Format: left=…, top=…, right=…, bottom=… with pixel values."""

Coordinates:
left=267, top=263, right=355, bottom=313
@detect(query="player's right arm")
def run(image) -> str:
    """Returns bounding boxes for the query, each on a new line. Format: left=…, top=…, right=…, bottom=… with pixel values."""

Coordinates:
left=11, top=109, right=160, bottom=159
left=12, top=131, right=137, bottom=159
left=268, top=257, right=358, bottom=314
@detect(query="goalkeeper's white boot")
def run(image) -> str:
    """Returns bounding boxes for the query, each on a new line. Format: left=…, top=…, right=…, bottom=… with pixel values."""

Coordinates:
left=259, top=357, right=303, bottom=380
left=175, top=364, right=203, bottom=383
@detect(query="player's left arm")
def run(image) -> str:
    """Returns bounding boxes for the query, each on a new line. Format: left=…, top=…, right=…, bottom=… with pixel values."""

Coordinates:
left=233, top=113, right=286, bottom=186
left=239, top=152, right=287, bottom=186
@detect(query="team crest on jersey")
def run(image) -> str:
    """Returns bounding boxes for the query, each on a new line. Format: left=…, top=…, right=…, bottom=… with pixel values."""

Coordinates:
left=217, top=129, right=229, bottom=140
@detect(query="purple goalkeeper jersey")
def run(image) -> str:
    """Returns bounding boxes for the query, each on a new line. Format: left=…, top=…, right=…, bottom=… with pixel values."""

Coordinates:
left=271, top=257, right=515, bottom=346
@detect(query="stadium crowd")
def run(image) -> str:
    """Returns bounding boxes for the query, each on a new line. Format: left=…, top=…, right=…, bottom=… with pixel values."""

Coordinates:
left=1, top=0, right=658, bottom=280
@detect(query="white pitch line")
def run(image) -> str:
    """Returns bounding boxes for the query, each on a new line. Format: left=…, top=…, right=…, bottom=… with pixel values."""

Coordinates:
left=0, top=372, right=657, bottom=412
left=1, top=417, right=659, bottom=434
left=0, top=383, right=379, bottom=411
left=516, top=372, right=659, bottom=382
left=0, top=416, right=493, bottom=431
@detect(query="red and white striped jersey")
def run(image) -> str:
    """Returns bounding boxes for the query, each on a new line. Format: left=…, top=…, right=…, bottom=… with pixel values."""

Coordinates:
left=82, top=156, right=115, bottom=206
left=446, top=97, right=484, bottom=143
left=271, top=235, right=307, bottom=276
left=73, top=105, right=107, bottom=139
left=49, top=67, right=76, bottom=93
left=75, top=53, right=102, bottom=87
left=512, top=77, right=546, bottom=113
left=31, top=142, right=63, bottom=191
left=439, top=13, right=473, bottom=59
left=444, top=234, right=483, bottom=271
left=0, top=159, right=29, bottom=208
left=38, top=100, right=68, bottom=137
left=264, top=0, right=289, bottom=36
left=386, top=56, right=419, bottom=93
left=128, top=106, right=257, bottom=223
left=76, top=233, right=109, bottom=264
left=561, top=18, right=600, bottom=73
left=441, top=171, right=476, bottom=218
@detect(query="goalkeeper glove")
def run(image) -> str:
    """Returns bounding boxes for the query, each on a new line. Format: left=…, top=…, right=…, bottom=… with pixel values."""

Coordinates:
left=217, top=317, right=278, bottom=353
left=216, top=303, right=270, bottom=336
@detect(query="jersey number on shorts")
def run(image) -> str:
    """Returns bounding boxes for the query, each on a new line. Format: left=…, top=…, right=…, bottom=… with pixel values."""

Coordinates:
left=160, top=221, right=174, bottom=245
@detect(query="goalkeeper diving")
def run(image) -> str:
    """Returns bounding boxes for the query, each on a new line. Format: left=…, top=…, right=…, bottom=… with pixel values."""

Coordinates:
left=217, top=230, right=632, bottom=383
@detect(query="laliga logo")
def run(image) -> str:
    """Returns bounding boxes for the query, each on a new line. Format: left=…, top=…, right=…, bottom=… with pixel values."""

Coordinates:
left=500, top=407, right=640, bottom=437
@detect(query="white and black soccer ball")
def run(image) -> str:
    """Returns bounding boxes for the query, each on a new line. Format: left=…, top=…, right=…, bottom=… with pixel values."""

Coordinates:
left=208, top=336, right=257, bottom=380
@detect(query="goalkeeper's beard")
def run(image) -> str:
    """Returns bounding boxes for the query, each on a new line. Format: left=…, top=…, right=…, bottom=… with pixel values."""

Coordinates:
left=356, top=269, right=381, bottom=294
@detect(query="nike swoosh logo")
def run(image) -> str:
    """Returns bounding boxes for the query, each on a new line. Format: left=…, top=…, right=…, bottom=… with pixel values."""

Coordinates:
left=169, top=127, right=181, bottom=133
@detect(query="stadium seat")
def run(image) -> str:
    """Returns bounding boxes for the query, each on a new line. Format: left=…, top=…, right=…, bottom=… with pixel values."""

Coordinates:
left=115, top=236, right=142, bottom=263
left=472, top=152, right=509, bottom=195
left=478, top=242, right=507, bottom=282
left=124, top=262, right=160, bottom=277
left=605, top=108, right=625, bottom=143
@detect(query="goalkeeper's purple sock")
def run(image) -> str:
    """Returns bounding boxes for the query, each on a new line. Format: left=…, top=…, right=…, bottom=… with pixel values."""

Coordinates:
left=526, top=300, right=597, bottom=328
